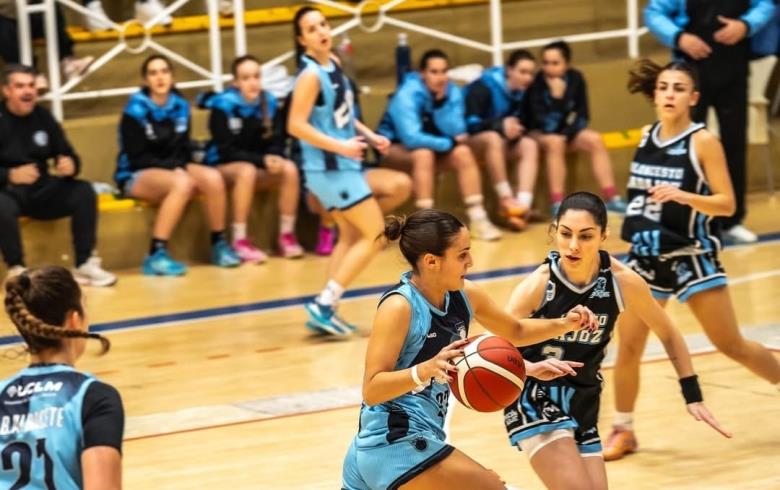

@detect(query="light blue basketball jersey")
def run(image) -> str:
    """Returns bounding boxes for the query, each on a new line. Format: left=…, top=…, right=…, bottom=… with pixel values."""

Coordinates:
left=296, top=55, right=361, bottom=172
left=355, top=272, right=472, bottom=449
left=0, top=364, right=96, bottom=490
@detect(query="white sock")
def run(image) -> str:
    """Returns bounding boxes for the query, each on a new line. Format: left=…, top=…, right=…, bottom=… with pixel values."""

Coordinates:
left=317, top=279, right=345, bottom=307
left=613, top=411, right=634, bottom=431
left=415, top=198, right=434, bottom=209
left=232, top=223, right=247, bottom=242
left=516, top=191, right=533, bottom=209
left=494, top=181, right=512, bottom=199
left=464, top=194, right=487, bottom=221
left=280, top=214, right=296, bottom=235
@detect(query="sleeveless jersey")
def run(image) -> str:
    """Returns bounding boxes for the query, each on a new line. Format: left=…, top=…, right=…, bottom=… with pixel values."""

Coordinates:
left=0, top=364, right=97, bottom=490
left=522, top=251, right=623, bottom=387
left=621, top=122, right=720, bottom=257
left=296, top=55, right=360, bottom=172
left=356, top=272, right=472, bottom=449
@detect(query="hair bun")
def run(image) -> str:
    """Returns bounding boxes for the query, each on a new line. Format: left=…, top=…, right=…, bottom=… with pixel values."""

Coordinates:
left=383, top=215, right=406, bottom=242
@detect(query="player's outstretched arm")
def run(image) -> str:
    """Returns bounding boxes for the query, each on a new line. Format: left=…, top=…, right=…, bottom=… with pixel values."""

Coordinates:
left=465, top=279, right=598, bottom=347
left=613, top=258, right=732, bottom=438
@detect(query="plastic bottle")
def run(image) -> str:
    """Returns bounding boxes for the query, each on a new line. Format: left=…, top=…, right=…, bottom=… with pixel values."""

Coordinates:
left=395, top=32, right=411, bottom=87
left=337, top=34, right=357, bottom=80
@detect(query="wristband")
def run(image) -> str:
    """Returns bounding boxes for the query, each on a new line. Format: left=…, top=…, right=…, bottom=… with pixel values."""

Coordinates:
left=411, top=364, right=424, bottom=386
left=679, top=375, right=703, bottom=404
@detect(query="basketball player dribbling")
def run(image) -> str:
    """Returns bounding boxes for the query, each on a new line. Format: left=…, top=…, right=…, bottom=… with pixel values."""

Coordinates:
left=341, top=208, right=598, bottom=490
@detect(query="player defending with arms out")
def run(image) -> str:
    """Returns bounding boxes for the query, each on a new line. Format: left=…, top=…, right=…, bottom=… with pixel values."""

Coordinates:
left=602, top=60, right=780, bottom=461
left=503, top=192, right=729, bottom=490
left=342, top=208, right=600, bottom=490
left=1, top=266, right=123, bottom=489
left=287, top=6, right=391, bottom=336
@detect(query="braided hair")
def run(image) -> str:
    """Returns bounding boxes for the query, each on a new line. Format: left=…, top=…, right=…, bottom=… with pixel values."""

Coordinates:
left=4, top=266, right=110, bottom=355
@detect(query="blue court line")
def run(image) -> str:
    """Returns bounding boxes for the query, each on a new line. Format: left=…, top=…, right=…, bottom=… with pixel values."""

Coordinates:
left=2, top=231, right=779, bottom=347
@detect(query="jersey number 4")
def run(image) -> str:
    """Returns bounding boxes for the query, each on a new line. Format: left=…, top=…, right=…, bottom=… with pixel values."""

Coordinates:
left=626, top=195, right=662, bottom=222
left=2, top=438, right=55, bottom=490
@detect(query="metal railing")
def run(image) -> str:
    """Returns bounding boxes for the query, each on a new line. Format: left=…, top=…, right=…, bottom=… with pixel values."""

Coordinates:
left=16, top=0, right=647, bottom=121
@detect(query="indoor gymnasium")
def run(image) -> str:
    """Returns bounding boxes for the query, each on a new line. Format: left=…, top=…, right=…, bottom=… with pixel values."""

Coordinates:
left=0, top=1, right=778, bottom=489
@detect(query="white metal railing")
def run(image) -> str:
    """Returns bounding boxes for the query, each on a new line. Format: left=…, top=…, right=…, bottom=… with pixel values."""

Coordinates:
left=15, top=0, right=647, bottom=121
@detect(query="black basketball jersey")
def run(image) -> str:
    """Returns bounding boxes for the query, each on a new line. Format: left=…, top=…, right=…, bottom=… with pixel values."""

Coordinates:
left=522, top=251, right=623, bottom=387
left=621, top=122, right=720, bottom=257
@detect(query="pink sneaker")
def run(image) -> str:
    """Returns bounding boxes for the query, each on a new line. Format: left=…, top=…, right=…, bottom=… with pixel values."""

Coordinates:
left=315, top=226, right=336, bottom=256
left=233, top=238, right=267, bottom=264
left=278, top=233, right=304, bottom=259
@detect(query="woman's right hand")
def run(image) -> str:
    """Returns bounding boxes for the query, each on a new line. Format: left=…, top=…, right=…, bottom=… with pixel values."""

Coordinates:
left=339, top=136, right=368, bottom=160
left=418, top=338, right=469, bottom=384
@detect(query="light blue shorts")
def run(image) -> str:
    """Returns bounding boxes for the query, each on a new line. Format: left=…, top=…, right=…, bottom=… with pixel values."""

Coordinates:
left=304, top=170, right=372, bottom=212
left=341, top=432, right=454, bottom=490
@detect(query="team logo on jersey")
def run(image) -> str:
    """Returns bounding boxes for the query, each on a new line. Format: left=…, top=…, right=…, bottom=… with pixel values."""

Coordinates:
left=455, top=322, right=466, bottom=340
left=674, top=261, right=693, bottom=285
left=228, top=117, right=243, bottom=133
left=666, top=141, right=687, bottom=156
left=545, top=281, right=556, bottom=302
left=504, top=410, right=519, bottom=426
left=175, top=117, right=188, bottom=133
left=5, top=380, right=63, bottom=398
left=589, top=277, right=611, bottom=299
left=144, top=123, right=156, bottom=140
left=33, top=130, right=48, bottom=147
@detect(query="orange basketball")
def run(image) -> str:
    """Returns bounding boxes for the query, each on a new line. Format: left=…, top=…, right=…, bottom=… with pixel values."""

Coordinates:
left=448, top=334, right=526, bottom=412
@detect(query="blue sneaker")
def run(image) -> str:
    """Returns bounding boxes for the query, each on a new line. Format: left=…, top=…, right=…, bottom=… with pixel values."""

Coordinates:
left=606, top=197, right=627, bottom=214
left=304, top=301, right=355, bottom=336
left=211, top=239, right=240, bottom=267
left=142, top=249, right=187, bottom=276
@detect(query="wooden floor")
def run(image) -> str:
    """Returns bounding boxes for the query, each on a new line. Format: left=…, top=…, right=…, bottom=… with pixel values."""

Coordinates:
left=1, top=193, right=779, bottom=489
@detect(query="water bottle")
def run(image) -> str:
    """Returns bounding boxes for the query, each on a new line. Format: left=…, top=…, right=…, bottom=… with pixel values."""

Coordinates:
left=395, top=32, right=411, bottom=87
left=337, top=34, right=357, bottom=80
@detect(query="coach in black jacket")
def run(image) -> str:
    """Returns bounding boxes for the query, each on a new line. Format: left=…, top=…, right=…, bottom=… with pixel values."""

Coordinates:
left=0, top=65, right=114, bottom=285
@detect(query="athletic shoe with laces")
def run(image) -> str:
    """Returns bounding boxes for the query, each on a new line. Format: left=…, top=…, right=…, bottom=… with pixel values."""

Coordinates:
left=73, top=256, right=117, bottom=287
left=470, top=217, right=502, bottom=241
left=606, top=196, right=628, bottom=215
left=304, top=301, right=355, bottom=336
left=233, top=238, right=267, bottom=264
left=315, top=226, right=336, bottom=256
left=211, top=239, right=240, bottom=268
left=602, top=428, right=638, bottom=461
left=135, top=0, right=172, bottom=26
left=722, top=224, right=758, bottom=245
left=142, top=248, right=187, bottom=276
left=84, top=1, right=113, bottom=32
left=278, top=232, right=304, bottom=259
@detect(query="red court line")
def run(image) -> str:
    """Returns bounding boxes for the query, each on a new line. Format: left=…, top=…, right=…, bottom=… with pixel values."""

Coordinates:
left=125, top=349, right=735, bottom=444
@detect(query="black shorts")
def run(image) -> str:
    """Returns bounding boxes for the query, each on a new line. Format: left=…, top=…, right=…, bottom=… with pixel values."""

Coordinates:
left=625, top=251, right=727, bottom=303
left=504, top=378, right=603, bottom=455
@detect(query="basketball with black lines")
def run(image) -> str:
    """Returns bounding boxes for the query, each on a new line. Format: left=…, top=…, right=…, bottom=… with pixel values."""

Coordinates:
left=448, top=334, right=526, bottom=412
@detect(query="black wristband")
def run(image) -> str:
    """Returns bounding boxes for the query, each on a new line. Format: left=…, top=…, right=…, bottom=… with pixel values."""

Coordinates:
left=679, top=375, right=703, bottom=404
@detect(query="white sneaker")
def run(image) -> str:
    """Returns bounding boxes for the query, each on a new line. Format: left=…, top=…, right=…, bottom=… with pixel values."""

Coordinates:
left=5, top=266, right=28, bottom=284
left=470, top=217, right=502, bottom=241
left=61, top=56, right=95, bottom=82
left=135, top=0, right=173, bottom=26
left=723, top=224, right=758, bottom=244
left=84, top=1, right=112, bottom=32
left=74, top=256, right=117, bottom=287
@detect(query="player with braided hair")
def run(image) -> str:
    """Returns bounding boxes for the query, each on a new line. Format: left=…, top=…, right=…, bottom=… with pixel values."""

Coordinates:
left=1, top=266, right=123, bottom=489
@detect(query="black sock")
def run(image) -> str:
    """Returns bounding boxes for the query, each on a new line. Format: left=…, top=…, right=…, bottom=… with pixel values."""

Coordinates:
left=149, top=238, right=167, bottom=255
left=210, top=230, right=226, bottom=245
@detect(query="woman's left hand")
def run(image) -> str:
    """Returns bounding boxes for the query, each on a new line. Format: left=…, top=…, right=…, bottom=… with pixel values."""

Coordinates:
left=526, top=359, right=583, bottom=381
left=686, top=402, right=732, bottom=438
left=648, top=184, right=692, bottom=205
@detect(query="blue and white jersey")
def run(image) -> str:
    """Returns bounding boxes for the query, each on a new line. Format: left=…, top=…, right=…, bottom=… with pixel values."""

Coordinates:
left=0, top=364, right=123, bottom=490
left=355, top=272, right=472, bottom=449
left=296, top=55, right=360, bottom=172
left=464, top=66, right=528, bottom=134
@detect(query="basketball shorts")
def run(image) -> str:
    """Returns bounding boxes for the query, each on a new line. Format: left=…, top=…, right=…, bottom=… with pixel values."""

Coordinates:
left=341, top=431, right=454, bottom=490
left=625, top=251, right=727, bottom=303
left=504, top=378, right=603, bottom=456
left=304, top=169, right=373, bottom=212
